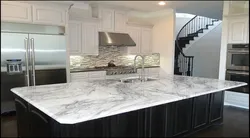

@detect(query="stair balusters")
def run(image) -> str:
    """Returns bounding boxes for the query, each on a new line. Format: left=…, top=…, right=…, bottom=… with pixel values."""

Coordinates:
left=175, top=15, right=219, bottom=76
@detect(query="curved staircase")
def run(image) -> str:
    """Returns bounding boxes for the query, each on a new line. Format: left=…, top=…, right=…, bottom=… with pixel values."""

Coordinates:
left=174, top=15, right=220, bottom=76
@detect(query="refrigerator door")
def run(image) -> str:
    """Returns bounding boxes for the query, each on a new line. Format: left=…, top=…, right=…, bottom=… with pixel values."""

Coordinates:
left=28, top=34, right=67, bottom=86
left=1, top=32, right=29, bottom=114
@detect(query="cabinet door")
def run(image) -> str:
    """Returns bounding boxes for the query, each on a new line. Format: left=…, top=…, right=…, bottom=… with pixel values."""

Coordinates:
left=209, top=91, right=224, bottom=124
left=114, top=11, right=127, bottom=33
left=29, top=105, right=51, bottom=137
left=82, top=22, right=99, bottom=55
left=69, top=21, right=82, bottom=55
left=32, top=5, right=66, bottom=26
left=127, top=26, right=141, bottom=54
left=1, top=1, right=32, bottom=23
left=192, top=95, right=210, bottom=130
left=172, top=98, right=193, bottom=137
left=15, top=98, right=30, bottom=137
left=228, top=17, right=248, bottom=44
left=141, top=28, right=152, bottom=54
left=99, top=9, right=114, bottom=32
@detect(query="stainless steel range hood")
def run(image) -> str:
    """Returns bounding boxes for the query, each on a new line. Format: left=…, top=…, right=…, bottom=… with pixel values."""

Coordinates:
left=99, top=32, right=136, bottom=46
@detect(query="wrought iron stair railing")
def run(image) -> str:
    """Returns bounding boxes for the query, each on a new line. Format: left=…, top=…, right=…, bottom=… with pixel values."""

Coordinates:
left=175, top=15, right=219, bottom=76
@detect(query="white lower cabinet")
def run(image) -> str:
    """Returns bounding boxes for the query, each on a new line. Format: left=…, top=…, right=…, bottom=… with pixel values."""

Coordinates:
left=148, top=68, right=160, bottom=78
left=137, top=67, right=160, bottom=77
left=70, top=68, right=160, bottom=82
left=70, top=72, right=88, bottom=82
left=70, top=71, right=106, bottom=82
left=69, top=20, right=99, bottom=55
left=88, top=71, right=106, bottom=79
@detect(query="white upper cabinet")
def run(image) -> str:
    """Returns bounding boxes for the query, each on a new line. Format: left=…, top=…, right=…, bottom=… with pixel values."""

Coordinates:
left=141, top=28, right=152, bottom=54
left=127, top=26, right=141, bottom=54
left=228, top=1, right=249, bottom=15
left=68, top=21, right=82, bottom=55
left=32, top=5, right=66, bottom=26
left=68, top=20, right=99, bottom=55
left=1, top=1, right=68, bottom=26
left=99, top=9, right=114, bottom=32
left=82, top=22, right=99, bottom=55
left=1, top=1, right=32, bottom=23
left=96, top=7, right=128, bottom=33
left=114, top=11, right=127, bottom=33
left=228, top=17, right=249, bottom=44
left=127, top=25, right=153, bottom=54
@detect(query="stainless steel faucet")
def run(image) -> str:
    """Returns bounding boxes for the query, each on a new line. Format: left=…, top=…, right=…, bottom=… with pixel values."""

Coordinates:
left=134, top=55, right=146, bottom=81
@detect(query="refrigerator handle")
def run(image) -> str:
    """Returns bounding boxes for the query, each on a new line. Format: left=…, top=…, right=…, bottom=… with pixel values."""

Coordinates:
left=24, top=38, right=30, bottom=87
left=31, top=38, right=36, bottom=86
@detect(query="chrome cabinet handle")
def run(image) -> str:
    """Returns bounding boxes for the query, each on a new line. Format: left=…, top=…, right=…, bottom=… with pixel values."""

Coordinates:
left=226, top=70, right=249, bottom=75
left=31, top=38, right=36, bottom=86
left=24, top=38, right=30, bottom=87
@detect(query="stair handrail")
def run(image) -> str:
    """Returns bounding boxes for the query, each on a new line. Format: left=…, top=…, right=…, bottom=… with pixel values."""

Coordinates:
left=175, top=15, right=197, bottom=57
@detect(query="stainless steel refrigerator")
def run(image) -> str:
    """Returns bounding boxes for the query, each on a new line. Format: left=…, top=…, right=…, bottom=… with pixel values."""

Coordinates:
left=1, top=23, right=67, bottom=114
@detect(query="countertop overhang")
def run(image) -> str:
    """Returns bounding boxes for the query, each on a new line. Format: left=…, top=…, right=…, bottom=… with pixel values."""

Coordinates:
left=11, top=75, right=247, bottom=124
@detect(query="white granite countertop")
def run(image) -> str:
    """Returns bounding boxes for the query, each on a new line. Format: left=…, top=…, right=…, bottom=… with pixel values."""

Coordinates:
left=11, top=75, right=247, bottom=124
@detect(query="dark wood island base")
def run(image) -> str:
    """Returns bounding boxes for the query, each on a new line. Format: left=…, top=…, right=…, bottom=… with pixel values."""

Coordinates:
left=14, top=91, right=224, bottom=137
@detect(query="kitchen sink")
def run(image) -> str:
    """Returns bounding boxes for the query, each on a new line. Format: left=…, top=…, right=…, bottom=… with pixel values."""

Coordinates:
left=120, top=76, right=158, bottom=83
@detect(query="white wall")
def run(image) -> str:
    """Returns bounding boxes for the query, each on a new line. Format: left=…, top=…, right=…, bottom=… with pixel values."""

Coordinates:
left=185, top=24, right=222, bottom=79
left=152, top=10, right=175, bottom=75
left=175, top=13, right=195, bottom=37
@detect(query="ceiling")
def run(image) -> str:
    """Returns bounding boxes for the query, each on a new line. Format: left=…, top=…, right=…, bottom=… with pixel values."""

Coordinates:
left=84, top=1, right=224, bottom=20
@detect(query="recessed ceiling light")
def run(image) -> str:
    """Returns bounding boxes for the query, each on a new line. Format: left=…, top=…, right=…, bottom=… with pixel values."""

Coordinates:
left=158, top=1, right=166, bottom=6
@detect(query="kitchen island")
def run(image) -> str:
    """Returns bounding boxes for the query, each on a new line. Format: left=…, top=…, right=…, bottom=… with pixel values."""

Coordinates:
left=11, top=75, right=246, bottom=137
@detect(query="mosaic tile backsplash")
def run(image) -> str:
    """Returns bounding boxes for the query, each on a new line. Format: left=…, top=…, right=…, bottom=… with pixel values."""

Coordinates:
left=70, top=46, right=160, bottom=69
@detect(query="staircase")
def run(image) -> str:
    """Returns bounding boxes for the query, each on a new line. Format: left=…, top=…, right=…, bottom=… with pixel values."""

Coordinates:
left=174, top=15, right=220, bottom=76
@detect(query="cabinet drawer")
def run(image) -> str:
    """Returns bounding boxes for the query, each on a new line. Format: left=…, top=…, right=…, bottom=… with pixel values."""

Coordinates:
left=148, top=68, right=160, bottom=74
left=88, top=71, right=106, bottom=78
left=137, top=68, right=149, bottom=74
left=1, top=1, right=32, bottom=23
left=70, top=72, right=88, bottom=82
left=32, top=5, right=66, bottom=26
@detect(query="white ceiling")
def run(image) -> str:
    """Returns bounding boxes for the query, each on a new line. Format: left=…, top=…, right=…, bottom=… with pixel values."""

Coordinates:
left=84, top=1, right=224, bottom=20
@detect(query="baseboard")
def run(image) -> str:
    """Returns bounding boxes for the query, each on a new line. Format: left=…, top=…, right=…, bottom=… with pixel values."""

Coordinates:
left=224, top=102, right=249, bottom=109
left=224, top=91, right=249, bottom=109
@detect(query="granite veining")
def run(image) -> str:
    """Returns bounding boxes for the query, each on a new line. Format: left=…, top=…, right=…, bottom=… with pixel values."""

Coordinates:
left=11, top=75, right=247, bottom=124
left=70, top=46, right=160, bottom=69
